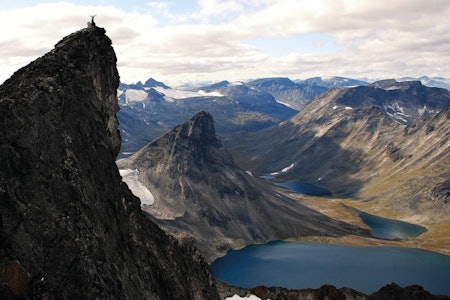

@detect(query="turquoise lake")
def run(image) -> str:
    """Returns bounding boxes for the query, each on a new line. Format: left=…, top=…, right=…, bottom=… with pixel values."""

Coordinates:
left=210, top=241, right=450, bottom=296
left=358, top=211, right=428, bottom=239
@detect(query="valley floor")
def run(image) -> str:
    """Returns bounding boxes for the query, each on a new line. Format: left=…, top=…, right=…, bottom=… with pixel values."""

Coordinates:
left=278, top=188, right=450, bottom=256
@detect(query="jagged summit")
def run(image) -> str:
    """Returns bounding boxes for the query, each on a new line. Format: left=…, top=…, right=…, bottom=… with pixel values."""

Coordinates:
left=125, top=111, right=232, bottom=178
left=178, top=111, right=221, bottom=146
left=0, top=27, right=219, bottom=299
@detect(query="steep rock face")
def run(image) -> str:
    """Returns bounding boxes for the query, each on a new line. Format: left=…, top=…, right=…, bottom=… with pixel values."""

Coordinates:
left=0, top=26, right=219, bottom=299
left=117, top=111, right=370, bottom=261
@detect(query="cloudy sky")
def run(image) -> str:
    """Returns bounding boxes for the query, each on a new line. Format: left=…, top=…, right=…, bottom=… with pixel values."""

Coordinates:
left=1, top=0, right=449, bottom=86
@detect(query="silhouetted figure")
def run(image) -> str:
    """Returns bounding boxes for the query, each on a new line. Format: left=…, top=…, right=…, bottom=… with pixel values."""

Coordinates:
left=88, top=14, right=97, bottom=27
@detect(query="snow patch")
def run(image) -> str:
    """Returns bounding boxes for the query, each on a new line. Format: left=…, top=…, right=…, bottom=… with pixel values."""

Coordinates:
left=245, top=170, right=253, bottom=176
left=384, top=86, right=401, bottom=90
left=226, top=295, right=262, bottom=300
left=197, top=89, right=224, bottom=97
left=124, top=89, right=148, bottom=102
left=270, top=163, right=294, bottom=175
left=418, top=105, right=437, bottom=116
left=154, top=86, right=224, bottom=99
left=282, top=163, right=295, bottom=173
left=277, top=100, right=293, bottom=108
left=119, top=169, right=154, bottom=206
left=344, top=106, right=353, bottom=110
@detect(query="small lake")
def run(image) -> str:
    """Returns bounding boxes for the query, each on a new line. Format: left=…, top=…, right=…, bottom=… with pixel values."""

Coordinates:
left=266, top=179, right=332, bottom=196
left=211, top=241, right=450, bottom=296
left=262, top=177, right=427, bottom=239
left=358, top=211, right=427, bottom=239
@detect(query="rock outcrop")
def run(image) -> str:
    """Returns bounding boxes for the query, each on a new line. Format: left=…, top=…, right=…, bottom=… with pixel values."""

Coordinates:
left=117, top=111, right=370, bottom=261
left=0, top=26, right=219, bottom=299
left=217, top=282, right=450, bottom=300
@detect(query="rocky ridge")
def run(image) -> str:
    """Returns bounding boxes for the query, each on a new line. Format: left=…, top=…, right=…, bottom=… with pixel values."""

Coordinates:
left=218, top=282, right=450, bottom=300
left=0, top=26, right=219, bottom=299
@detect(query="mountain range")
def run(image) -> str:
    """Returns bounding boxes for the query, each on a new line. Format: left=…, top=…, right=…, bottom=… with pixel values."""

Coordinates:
left=228, top=80, right=450, bottom=222
left=117, top=75, right=449, bottom=158
left=117, top=78, right=297, bottom=157
left=117, top=111, right=369, bottom=261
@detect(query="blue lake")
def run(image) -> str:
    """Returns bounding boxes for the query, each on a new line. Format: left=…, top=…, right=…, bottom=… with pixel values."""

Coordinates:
left=358, top=211, right=428, bottom=239
left=264, top=177, right=427, bottom=239
left=211, top=241, right=450, bottom=296
left=271, top=180, right=332, bottom=196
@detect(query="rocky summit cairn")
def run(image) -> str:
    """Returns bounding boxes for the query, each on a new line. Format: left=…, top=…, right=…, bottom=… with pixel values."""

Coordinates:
left=0, top=26, right=219, bottom=299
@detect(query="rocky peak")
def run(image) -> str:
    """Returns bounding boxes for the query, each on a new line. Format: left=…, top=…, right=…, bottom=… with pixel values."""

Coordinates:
left=144, top=77, right=170, bottom=89
left=0, top=26, right=219, bottom=299
left=183, top=111, right=221, bottom=146
left=1, top=26, right=121, bottom=157
left=131, top=111, right=230, bottom=178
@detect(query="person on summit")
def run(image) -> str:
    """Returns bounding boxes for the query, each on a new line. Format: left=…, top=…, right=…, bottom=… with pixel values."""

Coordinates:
left=88, top=14, right=96, bottom=27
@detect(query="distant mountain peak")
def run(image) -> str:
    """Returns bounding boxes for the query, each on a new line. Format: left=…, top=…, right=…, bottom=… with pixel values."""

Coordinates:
left=370, top=79, right=422, bottom=90
left=144, top=77, right=170, bottom=89
left=204, top=80, right=230, bottom=90
left=247, top=77, right=296, bottom=87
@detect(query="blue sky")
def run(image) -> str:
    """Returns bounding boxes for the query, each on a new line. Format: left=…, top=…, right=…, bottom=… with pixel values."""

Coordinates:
left=1, top=0, right=449, bottom=86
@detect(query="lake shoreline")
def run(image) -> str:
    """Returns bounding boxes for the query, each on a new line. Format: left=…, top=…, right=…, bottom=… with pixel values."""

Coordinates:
left=273, top=187, right=450, bottom=256
left=211, top=240, right=450, bottom=296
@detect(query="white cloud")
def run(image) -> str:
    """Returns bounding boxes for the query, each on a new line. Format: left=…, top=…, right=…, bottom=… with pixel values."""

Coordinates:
left=1, top=0, right=449, bottom=85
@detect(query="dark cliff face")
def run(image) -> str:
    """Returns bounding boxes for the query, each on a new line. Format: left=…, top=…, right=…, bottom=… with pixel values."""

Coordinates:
left=0, top=26, right=219, bottom=299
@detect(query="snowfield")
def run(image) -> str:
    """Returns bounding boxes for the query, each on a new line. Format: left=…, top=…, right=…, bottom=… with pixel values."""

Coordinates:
left=119, top=169, right=154, bottom=206
left=120, top=87, right=224, bottom=104
left=270, top=163, right=295, bottom=175
left=153, top=86, right=224, bottom=99
left=124, top=89, right=148, bottom=102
